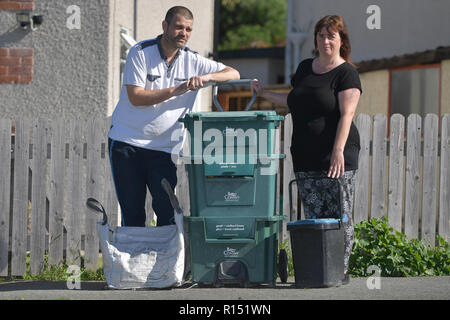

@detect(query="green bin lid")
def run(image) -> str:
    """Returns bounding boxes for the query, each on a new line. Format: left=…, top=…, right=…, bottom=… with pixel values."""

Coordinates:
left=180, top=110, right=283, bottom=122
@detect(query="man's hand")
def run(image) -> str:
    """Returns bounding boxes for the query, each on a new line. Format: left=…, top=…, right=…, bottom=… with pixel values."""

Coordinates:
left=172, top=81, right=191, bottom=97
left=186, top=75, right=209, bottom=90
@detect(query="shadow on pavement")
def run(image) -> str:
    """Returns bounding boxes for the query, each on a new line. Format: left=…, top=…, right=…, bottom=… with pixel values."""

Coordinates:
left=0, top=280, right=107, bottom=291
left=0, top=280, right=303, bottom=292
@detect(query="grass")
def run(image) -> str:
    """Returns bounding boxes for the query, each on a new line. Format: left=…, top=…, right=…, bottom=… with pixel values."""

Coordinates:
left=0, top=254, right=105, bottom=283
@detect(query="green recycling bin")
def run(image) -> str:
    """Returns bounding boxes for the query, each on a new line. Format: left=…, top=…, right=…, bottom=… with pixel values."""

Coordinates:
left=186, top=215, right=283, bottom=287
left=179, top=80, right=285, bottom=287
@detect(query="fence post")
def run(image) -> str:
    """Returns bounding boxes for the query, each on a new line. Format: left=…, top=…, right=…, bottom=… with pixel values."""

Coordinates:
left=354, top=114, right=371, bottom=224
left=388, top=113, right=405, bottom=232
left=0, top=119, right=11, bottom=276
left=11, top=118, right=31, bottom=276
left=371, top=114, right=387, bottom=219
left=404, top=114, right=421, bottom=239
left=85, top=117, right=105, bottom=270
left=66, top=118, right=84, bottom=266
left=439, top=114, right=450, bottom=243
left=29, top=118, right=49, bottom=275
left=422, top=114, right=439, bottom=246
left=48, top=118, right=66, bottom=267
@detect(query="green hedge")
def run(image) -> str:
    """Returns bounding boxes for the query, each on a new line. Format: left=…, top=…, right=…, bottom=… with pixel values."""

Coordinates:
left=349, top=217, right=450, bottom=277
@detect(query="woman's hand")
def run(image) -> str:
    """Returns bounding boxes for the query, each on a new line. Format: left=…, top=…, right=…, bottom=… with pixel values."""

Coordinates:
left=250, top=78, right=289, bottom=107
left=328, top=148, right=345, bottom=178
left=251, top=79, right=264, bottom=96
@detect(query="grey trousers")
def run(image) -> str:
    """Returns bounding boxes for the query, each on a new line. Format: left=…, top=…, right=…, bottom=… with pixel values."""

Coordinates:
left=295, top=170, right=356, bottom=273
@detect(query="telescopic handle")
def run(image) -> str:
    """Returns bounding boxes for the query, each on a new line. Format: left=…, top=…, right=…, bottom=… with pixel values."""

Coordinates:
left=209, top=79, right=257, bottom=112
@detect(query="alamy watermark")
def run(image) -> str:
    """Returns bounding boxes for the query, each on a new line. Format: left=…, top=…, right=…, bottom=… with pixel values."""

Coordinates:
left=66, top=5, right=81, bottom=30
left=66, top=265, right=81, bottom=290
left=366, top=5, right=381, bottom=30
left=366, top=265, right=382, bottom=290
left=171, top=120, right=281, bottom=176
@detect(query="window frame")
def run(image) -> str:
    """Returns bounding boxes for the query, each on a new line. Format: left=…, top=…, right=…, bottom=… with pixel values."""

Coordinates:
left=388, top=63, right=442, bottom=120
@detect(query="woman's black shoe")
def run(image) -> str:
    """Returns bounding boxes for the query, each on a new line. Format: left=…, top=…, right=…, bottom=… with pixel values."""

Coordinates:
left=342, top=273, right=350, bottom=285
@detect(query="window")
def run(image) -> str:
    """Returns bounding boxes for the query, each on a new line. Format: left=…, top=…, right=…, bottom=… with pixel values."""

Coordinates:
left=120, top=27, right=136, bottom=87
left=389, top=64, right=441, bottom=118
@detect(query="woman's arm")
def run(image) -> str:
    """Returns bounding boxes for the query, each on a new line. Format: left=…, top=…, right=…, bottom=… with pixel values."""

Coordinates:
left=328, top=88, right=361, bottom=178
left=251, top=79, right=288, bottom=107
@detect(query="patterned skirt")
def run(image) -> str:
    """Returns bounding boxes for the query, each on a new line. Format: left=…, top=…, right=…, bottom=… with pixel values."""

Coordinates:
left=295, top=170, right=356, bottom=273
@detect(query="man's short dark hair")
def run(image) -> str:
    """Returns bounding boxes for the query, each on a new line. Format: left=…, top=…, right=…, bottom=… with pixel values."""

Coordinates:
left=165, top=6, right=194, bottom=25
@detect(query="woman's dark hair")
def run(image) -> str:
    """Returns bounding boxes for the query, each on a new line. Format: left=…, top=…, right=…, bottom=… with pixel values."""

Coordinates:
left=165, top=6, right=194, bottom=25
left=313, top=15, right=355, bottom=66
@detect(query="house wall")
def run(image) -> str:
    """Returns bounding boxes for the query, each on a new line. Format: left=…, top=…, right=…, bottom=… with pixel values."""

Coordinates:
left=107, top=0, right=135, bottom=116
left=219, top=58, right=284, bottom=85
left=441, top=59, right=450, bottom=115
left=357, top=69, right=388, bottom=116
left=0, top=0, right=110, bottom=119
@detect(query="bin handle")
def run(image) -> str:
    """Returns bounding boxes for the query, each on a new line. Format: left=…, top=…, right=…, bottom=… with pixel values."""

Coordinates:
left=205, top=238, right=255, bottom=244
left=289, top=177, right=344, bottom=229
left=209, top=79, right=257, bottom=112
left=288, top=179, right=298, bottom=221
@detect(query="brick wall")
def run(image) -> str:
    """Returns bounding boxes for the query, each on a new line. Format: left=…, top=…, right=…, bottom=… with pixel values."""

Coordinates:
left=0, top=48, right=34, bottom=84
left=0, top=0, right=35, bottom=11
left=0, top=0, right=35, bottom=83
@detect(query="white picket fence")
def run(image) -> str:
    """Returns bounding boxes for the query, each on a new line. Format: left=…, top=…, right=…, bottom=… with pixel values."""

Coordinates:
left=0, top=113, right=449, bottom=276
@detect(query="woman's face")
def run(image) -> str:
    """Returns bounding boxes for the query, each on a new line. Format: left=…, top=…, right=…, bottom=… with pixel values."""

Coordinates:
left=316, top=27, right=342, bottom=58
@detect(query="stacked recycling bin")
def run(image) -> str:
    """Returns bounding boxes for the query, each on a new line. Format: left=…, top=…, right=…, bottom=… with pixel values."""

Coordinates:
left=179, top=80, right=285, bottom=287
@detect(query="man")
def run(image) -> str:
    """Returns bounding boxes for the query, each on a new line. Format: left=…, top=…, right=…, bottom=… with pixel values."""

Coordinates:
left=108, top=6, right=240, bottom=227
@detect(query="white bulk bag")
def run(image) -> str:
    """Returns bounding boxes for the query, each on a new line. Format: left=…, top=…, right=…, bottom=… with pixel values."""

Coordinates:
left=87, top=181, right=185, bottom=289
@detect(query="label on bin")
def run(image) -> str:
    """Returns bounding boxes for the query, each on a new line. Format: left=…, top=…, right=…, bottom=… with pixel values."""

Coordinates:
left=223, top=247, right=239, bottom=257
left=205, top=217, right=255, bottom=239
left=224, top=192, right=240, bottom=202
left=215, top=223, right=245, bottom=232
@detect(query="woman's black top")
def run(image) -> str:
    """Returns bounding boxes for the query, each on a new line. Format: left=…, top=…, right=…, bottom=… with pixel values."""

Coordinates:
left=287, top=58, right=362, bottom=172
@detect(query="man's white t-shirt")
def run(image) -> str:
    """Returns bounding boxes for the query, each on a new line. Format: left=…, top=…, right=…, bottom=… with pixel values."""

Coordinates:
left=109, top=35, right=225, bottom=154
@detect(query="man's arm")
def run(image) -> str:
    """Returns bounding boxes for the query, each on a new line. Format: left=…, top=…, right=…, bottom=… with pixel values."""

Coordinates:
left=127, top=66, right=240, bottom=107
left=186, top=66, right=240, bottom=90
left=126, top=82, right=190, bottom=107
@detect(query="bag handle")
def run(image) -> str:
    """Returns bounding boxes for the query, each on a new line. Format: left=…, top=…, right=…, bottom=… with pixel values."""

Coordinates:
left=86, top=197, right=108, bottom=225
left=161, top=178, right=183, bottom=215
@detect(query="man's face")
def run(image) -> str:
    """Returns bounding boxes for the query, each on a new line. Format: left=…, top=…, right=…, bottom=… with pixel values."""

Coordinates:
left=162, top=14, right=193, bottom=49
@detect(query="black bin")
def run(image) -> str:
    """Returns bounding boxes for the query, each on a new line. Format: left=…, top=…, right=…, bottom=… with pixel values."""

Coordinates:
left=287, top=216, right=346, bottom=288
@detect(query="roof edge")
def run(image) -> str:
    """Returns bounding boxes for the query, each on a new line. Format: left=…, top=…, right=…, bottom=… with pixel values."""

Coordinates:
left=356, top=46, right=450, bottom=73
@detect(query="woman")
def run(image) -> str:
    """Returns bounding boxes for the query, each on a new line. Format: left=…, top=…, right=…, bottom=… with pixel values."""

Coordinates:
left=251, top=15, right=361, bottom=284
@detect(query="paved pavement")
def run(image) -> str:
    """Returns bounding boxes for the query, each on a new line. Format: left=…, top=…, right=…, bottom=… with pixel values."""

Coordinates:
left=0, top=276, right=449, bottom=300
